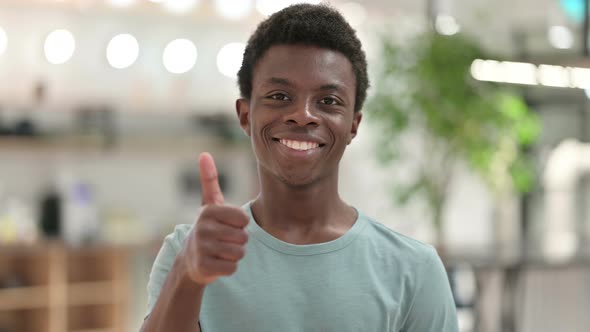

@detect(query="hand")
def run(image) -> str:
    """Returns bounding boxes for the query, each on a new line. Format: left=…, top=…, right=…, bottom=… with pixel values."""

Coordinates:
left=181, top=152, right=249, bottom=286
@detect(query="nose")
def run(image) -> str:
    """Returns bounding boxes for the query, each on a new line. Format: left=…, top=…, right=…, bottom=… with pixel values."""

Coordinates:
left=285, top=98, right=319, bottom=127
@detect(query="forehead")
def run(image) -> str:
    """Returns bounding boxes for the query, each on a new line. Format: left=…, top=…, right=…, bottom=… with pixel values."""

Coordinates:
left=252, top=44, right=356, bottom=91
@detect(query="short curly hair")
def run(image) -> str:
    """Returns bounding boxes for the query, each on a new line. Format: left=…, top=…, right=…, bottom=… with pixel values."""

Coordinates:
left=237, top=3, right=369, bottom=113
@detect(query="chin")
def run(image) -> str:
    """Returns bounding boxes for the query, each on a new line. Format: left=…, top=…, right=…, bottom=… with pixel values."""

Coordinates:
left=277, top=172, right=318, bottom=188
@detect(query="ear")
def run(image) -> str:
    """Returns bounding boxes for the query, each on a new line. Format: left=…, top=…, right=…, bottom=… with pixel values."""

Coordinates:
left=347, top=111, right=362, bottom=144
left=236, top=98, right=251, bottom=137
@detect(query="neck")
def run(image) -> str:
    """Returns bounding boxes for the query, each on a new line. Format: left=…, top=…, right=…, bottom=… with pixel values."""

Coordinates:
left=251, top=165, right=353, bottom=235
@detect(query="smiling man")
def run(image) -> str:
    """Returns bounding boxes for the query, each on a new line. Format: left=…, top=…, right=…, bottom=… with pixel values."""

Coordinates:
left=141, top=4, right=458, bottom=332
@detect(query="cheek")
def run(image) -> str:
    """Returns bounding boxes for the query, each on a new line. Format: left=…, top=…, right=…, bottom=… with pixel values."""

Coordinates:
left=335, top=122, right=356, bottom=150
left=251, top=119, right=273, bottom=151
left=332, top=117, right=354, bottom=140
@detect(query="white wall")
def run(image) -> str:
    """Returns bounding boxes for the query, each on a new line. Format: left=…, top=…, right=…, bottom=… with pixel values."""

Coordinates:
left=339, top=120, right=497, bottom=250
left=0, top=4, right=250, bottom=113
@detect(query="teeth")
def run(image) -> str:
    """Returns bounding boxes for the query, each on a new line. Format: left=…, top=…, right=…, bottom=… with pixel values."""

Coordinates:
left=279, top=139, right=319, bottom=151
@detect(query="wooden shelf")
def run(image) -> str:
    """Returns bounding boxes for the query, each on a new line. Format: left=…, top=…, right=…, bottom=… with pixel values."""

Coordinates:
left=0, top=245, right=129, bottom=332
left=0, top=286, right=48, bottom=311
left=67, top=282, right=119, bottom=306
left=0, top=135, right=229, bottom=156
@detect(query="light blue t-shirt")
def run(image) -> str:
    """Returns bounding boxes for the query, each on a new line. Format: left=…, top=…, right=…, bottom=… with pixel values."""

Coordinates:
left=147, top=203, right=458, bottom=332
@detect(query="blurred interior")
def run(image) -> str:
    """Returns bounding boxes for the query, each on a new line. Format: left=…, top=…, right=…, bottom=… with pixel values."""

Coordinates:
left=1, top=0, right=590, bottom=331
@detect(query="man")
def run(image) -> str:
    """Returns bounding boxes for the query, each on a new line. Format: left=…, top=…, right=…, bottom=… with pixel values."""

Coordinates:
left=141, top=4, right=458, bottom=332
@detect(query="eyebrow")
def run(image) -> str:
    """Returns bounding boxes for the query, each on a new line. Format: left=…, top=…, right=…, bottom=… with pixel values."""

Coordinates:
left=265, top=77, right=345, bottom=92
left=317, top=83, right=343, bottom=92
left=266, top=77, right=293, bottom=87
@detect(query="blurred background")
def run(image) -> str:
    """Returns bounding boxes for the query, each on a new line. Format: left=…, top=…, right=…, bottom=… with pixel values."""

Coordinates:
left=0, top=0, right=589, bottom=331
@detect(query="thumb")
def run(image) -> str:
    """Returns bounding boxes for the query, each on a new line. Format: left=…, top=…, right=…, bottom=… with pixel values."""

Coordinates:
left=199, top=152, right=225, bottom=206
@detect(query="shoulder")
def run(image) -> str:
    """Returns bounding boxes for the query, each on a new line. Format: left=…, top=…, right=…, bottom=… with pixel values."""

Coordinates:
left=358, top=212, right=439, bottom=266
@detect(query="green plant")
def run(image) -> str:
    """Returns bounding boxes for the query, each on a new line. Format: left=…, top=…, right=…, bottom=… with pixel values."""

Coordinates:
left=366, top=32, right=541, bottom=245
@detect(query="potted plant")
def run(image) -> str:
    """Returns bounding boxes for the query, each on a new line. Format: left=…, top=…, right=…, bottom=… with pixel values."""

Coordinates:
left=366, top=31, right=541, bottom=251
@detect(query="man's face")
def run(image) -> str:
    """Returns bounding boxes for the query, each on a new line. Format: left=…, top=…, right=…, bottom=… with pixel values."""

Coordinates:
left=236, top=44, right=362, bottom=187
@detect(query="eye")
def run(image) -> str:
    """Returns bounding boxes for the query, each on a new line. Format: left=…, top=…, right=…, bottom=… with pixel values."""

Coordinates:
left=268, top=93, right=291, bottom=101
left=319, top=97, right=340, bottom=106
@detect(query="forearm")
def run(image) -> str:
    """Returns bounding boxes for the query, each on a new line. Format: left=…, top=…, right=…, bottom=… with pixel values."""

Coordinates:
left=141, top=256, right=205, bottom=332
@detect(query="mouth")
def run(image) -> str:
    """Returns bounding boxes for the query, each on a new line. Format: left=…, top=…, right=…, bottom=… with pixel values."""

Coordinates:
left=272, top=138, right=326, bottom=151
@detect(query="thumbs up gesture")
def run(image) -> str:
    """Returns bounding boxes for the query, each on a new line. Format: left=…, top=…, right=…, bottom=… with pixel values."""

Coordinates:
left=180, top=152, right=250, bottom=286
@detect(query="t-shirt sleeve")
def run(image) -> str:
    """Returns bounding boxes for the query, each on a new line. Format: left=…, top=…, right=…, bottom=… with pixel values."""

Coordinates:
left=146, top=224, right=191, bottom=315
left=401, top=247, right=459, bottom=332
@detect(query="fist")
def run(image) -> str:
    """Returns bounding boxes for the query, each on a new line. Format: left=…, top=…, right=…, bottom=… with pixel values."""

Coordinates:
left=181, top=152, right=249, bottom=286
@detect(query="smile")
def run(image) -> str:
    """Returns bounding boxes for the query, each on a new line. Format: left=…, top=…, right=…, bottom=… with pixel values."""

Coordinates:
left=279, top=139, right=321, bottom=151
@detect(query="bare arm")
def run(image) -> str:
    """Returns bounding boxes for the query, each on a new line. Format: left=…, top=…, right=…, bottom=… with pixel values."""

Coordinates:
left=141, top=153, right=248, bottom=331
left=141, top=254, right=204, bottom=332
